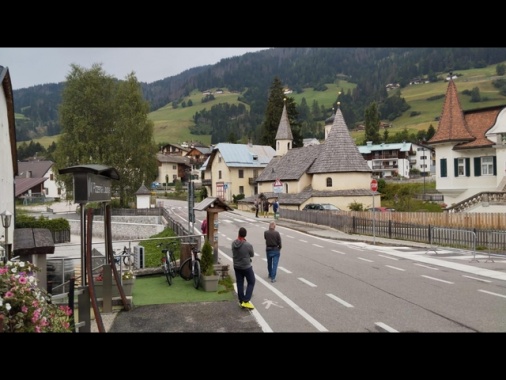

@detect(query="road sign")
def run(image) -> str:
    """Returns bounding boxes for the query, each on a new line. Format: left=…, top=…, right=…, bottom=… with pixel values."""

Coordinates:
left=370, top=179, right=378, bottom=192
left=273, top=178, right=283, bottom=193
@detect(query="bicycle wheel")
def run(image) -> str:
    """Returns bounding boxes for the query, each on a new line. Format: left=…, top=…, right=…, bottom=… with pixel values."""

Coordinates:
left=168, top=253, right=177, bottom=278
left=192, top=259, right=201, bottom=289
left=179, top=258, right=192, bottom=281
left=163, top=254, right=172, bottom=286
left=123, top=250, right=133, bottom=267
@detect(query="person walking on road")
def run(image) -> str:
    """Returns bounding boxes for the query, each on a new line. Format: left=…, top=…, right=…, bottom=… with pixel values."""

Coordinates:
left=263, top=199, right=270, bottom=218
left=273, top=198, right=279, bottom=220
left=254, top=198, right=259, bottom=218
left=231, top=227, right=256, bottom=310
left=264, top=221, right=282, bottom=283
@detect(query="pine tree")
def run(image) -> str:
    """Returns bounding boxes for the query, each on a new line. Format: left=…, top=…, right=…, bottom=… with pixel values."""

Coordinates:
left=260, top=77, right=302, bottom=148
left=363, top=101, right=381, bottom=144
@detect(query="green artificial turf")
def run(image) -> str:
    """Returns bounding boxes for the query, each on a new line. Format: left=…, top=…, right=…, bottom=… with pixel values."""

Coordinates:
left=132, top=274, right=235, bottom=306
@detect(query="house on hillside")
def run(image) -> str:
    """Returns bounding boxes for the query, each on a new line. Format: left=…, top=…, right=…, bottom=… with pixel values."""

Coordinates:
left=357, top=141, right=433, bottom=179
left=240, top=101, right=380, bottom=211
left=15, top=160, right=64, bottom=201
left=160, top=143, right=190, bottom=156
left=427, top=77, right=506, bottom=212
left=200, top=142, right=276, bottom=201
left=155, top=153, right=191, bottom=185
left=0, top=65, right=18, bottom=259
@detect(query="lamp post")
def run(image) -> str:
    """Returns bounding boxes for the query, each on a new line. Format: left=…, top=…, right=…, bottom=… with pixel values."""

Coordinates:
left=422, top=148, right=426, bottom=200
left=1, top=210, right=12, bottom=263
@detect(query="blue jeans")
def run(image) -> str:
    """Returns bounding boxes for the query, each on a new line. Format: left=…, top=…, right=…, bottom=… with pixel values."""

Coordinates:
left=266, top=249, right=280, bottom=280
left=234, top=266, right=255, bottom=303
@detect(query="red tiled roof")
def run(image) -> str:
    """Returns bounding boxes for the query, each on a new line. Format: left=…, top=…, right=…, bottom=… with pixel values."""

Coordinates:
left=429, top=79, right=474, bottom=144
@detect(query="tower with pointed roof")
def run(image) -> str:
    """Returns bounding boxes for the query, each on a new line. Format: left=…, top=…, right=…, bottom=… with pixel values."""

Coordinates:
left=427, top=76, right=506, bottom=211
left=274, top=99, right=293, bottom=157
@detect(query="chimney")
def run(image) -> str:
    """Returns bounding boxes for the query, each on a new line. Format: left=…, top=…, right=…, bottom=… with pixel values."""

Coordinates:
left=26, top=171, right=32, bottom=178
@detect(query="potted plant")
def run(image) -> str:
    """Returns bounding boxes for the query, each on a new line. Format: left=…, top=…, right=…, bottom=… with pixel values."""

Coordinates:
left=93, top=268, right=136, bottom=298
left=199, top=240, right=219, bottom=291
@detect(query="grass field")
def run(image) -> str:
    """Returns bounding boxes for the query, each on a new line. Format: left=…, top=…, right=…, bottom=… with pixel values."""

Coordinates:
left=20, top=61, right=506, bottom=149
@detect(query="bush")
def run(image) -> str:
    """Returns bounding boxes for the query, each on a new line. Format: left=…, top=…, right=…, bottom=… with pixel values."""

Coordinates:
left=200, top=240, right=216, bottom=276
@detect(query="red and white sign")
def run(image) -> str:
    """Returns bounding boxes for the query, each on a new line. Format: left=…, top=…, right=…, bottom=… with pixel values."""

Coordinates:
left=273, top=179, right=283, bottom=193
left=370, top=179, right=378, bottom=192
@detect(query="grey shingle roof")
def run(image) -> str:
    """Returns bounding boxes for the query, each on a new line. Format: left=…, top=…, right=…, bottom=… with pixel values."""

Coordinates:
left=274, top=103, right=294, bottom=141
left=308, top=108, right=371, bottom=174
left=256, top=145, right=320, bottom=182
left=156, top=153, right=190, bottom=165
left=17, top=160, right=53, bottom=178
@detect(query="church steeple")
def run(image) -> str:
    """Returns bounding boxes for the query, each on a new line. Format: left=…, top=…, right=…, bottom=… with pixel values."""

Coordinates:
left=275, top=98, right=294, bottom=157
left=325, top=93, right=342, bottom=140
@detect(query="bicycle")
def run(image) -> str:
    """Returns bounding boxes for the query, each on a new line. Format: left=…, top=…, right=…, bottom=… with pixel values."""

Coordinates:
left=157, top=242, right=178, bottom=286
left=179, top=244, right=201, bottom=289
left=113, top=246, right=133, bottom=268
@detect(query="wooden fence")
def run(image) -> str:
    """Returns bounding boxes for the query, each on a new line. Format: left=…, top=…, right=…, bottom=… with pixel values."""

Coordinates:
left=280, top=209, right=506, bottom=252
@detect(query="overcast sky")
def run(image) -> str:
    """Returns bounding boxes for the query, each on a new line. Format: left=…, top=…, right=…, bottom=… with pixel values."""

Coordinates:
left=0, top=48, right=270, bottom=90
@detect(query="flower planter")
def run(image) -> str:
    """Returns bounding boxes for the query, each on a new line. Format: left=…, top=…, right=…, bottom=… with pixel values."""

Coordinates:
left=93, top=278, right=135, bottom=298
left=200, top=274, right=220, bottom=292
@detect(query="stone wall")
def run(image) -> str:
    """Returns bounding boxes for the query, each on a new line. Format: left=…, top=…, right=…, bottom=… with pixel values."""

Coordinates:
left=69, top=216, right=165, bottom=240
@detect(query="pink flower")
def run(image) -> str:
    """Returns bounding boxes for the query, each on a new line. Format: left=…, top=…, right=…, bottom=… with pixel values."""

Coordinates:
left=18, top=276, right=28, bottom=284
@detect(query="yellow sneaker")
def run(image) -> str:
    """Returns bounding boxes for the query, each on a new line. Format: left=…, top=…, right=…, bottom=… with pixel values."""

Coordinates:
left=241, top=301, right=255, bottom=310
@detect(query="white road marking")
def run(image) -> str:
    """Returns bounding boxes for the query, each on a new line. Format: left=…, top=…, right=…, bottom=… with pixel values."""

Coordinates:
left=358, top=257, right=373, bottom=262
left=385, top=265, right=405, bottom=271
left=463, top=275, right=491, bottom=283
left=421, top=275, right=453, bottom=284
left=326, top=293, right=354, bottom=308
left=298, top=278, right=317, bottom=287
left=478, top=289, right=506, bottom=299
left=375, top=322, right=398, bottom=332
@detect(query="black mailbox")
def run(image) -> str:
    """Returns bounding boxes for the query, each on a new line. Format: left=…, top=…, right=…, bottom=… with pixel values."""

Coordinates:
left=58, top=164, right=120, bottom=203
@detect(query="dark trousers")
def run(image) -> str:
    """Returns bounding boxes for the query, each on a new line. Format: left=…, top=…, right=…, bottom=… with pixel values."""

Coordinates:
left=234, top=266, right=255, bottom=303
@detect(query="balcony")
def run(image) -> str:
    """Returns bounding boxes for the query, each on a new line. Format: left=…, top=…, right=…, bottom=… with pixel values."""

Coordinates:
left=248, top=177, right=258, bottom=185
left=202, top=179, right=212, bottom=186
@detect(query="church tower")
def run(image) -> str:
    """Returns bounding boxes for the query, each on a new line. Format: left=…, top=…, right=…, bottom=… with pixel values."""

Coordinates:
left=275, top=99, right=294, bottom=157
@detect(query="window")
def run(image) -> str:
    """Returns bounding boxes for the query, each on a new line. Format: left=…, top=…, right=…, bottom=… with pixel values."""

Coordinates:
left=458, top=158, right=465, bottom=176
left=481, top=156, right=494, bottom=175
left=173, top=165, right=176, bottom=170
left=454, top=158, right=470, bottom=177
left=326, top=177, right=332, bottom=187
left=502, top=133, right=506, bottom=144
left=50, top=173, right=54, bottom=180
left=238, top=169, right=244, bottom=178
left=172, top=174, right=177, bottom=180
left=239, top=186, right=244, bottom=194
left=219, top=170, right=222, bottom=179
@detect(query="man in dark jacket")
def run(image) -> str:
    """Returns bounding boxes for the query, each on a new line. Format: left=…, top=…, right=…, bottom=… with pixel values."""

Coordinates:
left=231, top=227, right=256, bottom=309
left=264, top=221, right=282, bottom=283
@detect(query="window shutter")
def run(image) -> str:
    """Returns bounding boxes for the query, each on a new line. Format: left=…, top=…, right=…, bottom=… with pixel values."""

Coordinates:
left=441, top=159, right=447, bottom=177
left=466, top=158, right=471, bottom=177
left=453, top=158, right=458, bottom=177
left=474, top=157, right=481, bottom=176
left=493, top=156, right=497, bottom=175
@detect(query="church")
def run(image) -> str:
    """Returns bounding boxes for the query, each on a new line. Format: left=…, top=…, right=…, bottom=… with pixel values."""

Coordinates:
left=239, top=101, right=380, bottom=211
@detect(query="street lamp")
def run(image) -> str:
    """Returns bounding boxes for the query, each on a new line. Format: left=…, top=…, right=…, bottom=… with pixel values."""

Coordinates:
left=1, top=210, right=12, bottom=263
left=422, top=148, right=426, bottom=200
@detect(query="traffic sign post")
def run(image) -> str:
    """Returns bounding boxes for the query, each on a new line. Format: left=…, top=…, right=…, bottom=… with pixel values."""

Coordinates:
left=273, top=178, right=283, bottom=194
left=370, top=179, right=377, bottom=244
left=370, top=179, right=378, bottom=192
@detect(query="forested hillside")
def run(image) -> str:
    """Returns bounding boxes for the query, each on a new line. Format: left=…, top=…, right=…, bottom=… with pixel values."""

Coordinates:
left=13, top=47, right=506, bottom=147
